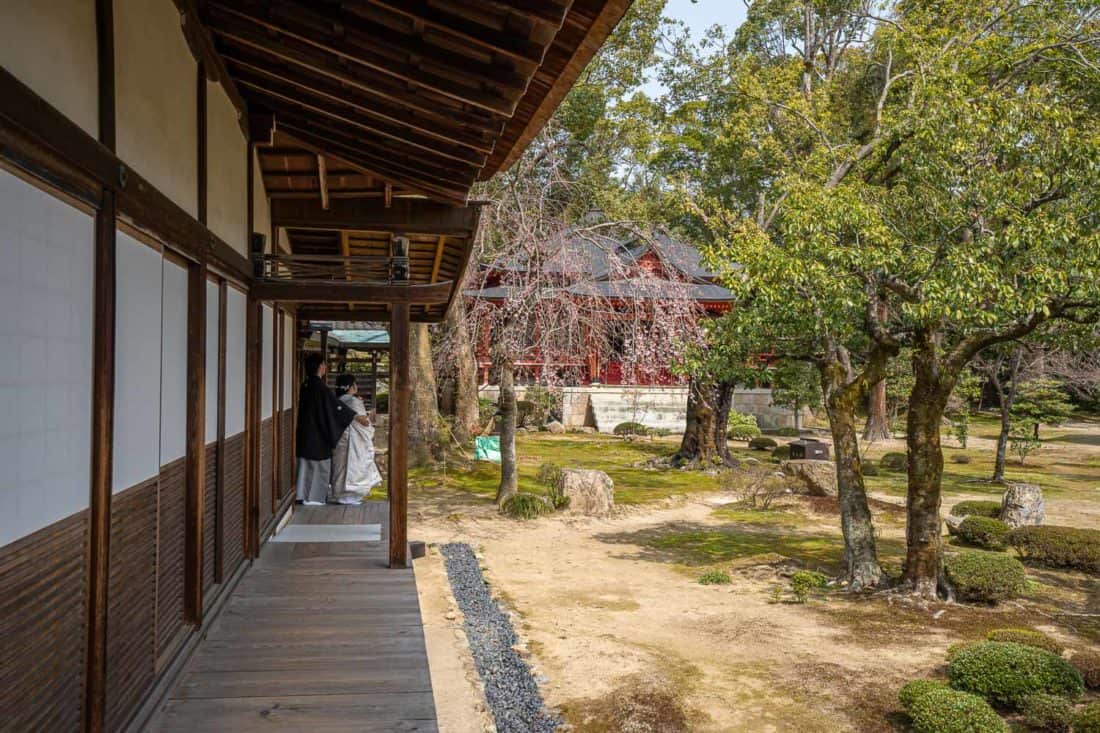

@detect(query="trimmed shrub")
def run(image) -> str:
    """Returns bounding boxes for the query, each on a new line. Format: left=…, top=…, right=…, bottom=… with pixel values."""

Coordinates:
left=771, top=445, right=791, bottom=461
left=1007, top=525, right=1100, bottom=573
left=956, top=517, right=1011, bottom=550
left=985, top=629, right=1064, bottom=655
left=944, top=552, right=1027, bottom=603
left=727, top=411, right=762, bottom=441
left=862, top=459, right=879, bottom=476
left=500, top=493, right=551, bottom=520
left=880, top=452, right=907, bottom=472
left=908, top=688, right=1006, bottom=733
left=775, top=426, right=800, bottom=437
left=899, top=679, right=949, bottom=710
left=748, top=436, right=778, bottom=451
left=1019, top=692, right=1073, bottom=732
left=1070, top=650, right=1100, bottom=689
left=1076, top=702, right=1100, bottom=733
left=950, top=500, right=1003, bottom=519
left=951, top=453, right=973, bottom=464
left=947, top=641, right=1083, bottom=707
left=697, top=569, right=731, bottom=585
left=790, top=570, right=828, bottom=602
left=947, top=641, right=981, bottom=663
left=613, top=421, right=649, bottom=437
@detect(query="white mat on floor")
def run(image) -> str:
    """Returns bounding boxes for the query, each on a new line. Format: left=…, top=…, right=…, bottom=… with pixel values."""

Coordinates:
left=271, top=524, right=382, bottom=543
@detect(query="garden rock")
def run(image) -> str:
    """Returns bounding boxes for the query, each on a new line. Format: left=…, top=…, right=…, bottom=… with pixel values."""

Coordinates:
left=780, top=460, right=837, bottom=497
left=558, top=469, right=614, bottom=517
left=1000, top=482, right=1044, bottom=528
left=546, top=420, right=566, bottom=434
left=945, top=514, right=965, bottom=536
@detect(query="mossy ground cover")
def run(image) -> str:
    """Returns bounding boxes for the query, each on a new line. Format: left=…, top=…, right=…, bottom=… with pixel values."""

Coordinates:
left=410, top=433, right=724, bottom=505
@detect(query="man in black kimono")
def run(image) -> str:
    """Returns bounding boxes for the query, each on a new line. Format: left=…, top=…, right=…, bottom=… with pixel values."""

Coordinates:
left=295, top=352, right=360, bottom=505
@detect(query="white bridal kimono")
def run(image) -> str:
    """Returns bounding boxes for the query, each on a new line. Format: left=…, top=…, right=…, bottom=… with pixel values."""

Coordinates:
left=330, top=393, right=383, bottom=504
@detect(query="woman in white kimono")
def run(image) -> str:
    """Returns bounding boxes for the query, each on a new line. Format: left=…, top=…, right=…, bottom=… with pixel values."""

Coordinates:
left=330, top=374, right=383, bottom=504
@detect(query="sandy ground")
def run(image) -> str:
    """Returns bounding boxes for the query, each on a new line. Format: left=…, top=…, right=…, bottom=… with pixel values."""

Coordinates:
left=411, top=421, right=1100, bottom=732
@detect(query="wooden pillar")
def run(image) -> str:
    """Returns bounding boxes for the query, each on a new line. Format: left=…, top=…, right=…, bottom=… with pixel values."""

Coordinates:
left=319, top=329, right=330, bottom=374
left=273, top=309, right=284, bottom=511
left=214, top=281, right=227, bottom=582
left=184, top=260, right=206, bottom=624
left=244, top=298, right=261, bottom=558
left=370, top=351, right=378, bottom=409
left=389, top=303, right=410, bottom=567
left=86, top=1, right=115, bottom=730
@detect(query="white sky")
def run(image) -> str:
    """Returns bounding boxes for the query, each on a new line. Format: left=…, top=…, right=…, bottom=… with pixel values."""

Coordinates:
left=642, top=0, right=748, bottom=96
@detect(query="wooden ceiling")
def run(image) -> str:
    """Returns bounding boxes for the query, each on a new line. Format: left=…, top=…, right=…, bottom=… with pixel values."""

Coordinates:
left=202, top=0, right=634, bottom=204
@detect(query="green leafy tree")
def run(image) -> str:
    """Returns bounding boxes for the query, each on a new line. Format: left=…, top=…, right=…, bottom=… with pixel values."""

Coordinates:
left=666, top=1, right=1100, bottom=597
left=1012, top=379, right=1075, bottom=440
left=769, top=360, right=823, bottom=431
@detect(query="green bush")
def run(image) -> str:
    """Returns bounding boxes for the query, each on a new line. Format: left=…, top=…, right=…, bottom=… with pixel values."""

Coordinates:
left=748, top=436, right=778, bottom=451
left=775, top=426, right=800, bottom=437
left=697, top=569, right=731, bottom=585
left=500, top=493, right=551, bottom=520
left=771, top=445, right=791, bottom=461
left=951, top=453, right=973, bottom=464
left=516, top=400, right=537, bottom=427
left=536, top=462, right=562, bottom=489
left=1019, top=692, right=1073, bottom=732
left=1007, top=525, right=1100, bottom=573
left=790, top=570, right=829, bottom=603
left=477, top=397, right=497, bottom=426
left=727, top=411, right=762, bottom=440
left=1076, top=702, right=1100, bottom=733
left=985, top=629, right=1064, bottom=655
left=523, top=384, right=560, bottom=425
left=946, top=641, right=1083, bottom=707
left=613, top=421, right=649, bottom=437
left=1070, top=651, right=1100, bottom=689
left=956, top=517, right=1011, bottom=551
left=899, top=679, right=949, bottom=710
left=862, top=459, right=879, bottom=476
left=947, top=641, right=981, bottom=663
left=950, top=500, right=1003, bottom=519
left=907, top=688, right=1006, bottom=733
left=944, top=551, right=1027, bottom=603
left=880, top=452, right=907, bottom=472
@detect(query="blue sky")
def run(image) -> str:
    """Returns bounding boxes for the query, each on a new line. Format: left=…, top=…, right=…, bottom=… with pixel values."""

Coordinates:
left=641, top=0, right=748, bottom=95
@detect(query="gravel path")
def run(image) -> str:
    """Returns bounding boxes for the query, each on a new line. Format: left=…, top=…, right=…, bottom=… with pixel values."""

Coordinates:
left=439, top=543, right=560, bottom=733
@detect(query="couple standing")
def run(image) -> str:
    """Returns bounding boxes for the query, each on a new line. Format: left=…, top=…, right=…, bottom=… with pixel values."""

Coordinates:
left=295, top=352, right=382, bottom=506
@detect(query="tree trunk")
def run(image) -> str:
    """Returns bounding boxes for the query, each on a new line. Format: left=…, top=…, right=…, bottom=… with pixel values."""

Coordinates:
left=862, top=378, right=891, bottom=441
left=820, top=359, right=884, bottom=590
left=408, top=323, right=440, bottom=465
left=993, top=404, right=1011, bottom=482
left=902, top=347, right=954, bottom=600
left=496, top=359, right=518, bottom=505
left=674, top=377, right=734, bottom=466
left=443, top=296, right=480, bottom=443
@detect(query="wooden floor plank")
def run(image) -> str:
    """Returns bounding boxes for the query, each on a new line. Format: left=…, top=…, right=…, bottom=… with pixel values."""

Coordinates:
left=146, top=501, right=436, bottom=731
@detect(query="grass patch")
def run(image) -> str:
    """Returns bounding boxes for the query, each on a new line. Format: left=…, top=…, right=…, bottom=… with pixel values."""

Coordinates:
left=411, top=433, right=722, bottom=506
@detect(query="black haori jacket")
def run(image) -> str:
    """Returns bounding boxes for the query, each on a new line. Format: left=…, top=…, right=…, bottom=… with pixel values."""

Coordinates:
left=296, top=375, right=356, bottom=461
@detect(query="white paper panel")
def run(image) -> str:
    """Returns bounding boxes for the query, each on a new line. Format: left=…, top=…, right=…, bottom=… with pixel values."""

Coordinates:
left=261, top=305, right=274, bottom=418
left=282, top=314, right=294, bottom=406
left=225, top=288, right=247, bottom=436
left=113, top=232, right=162, bottom=493
left=0, top=170, right=94, bottom=546
left=160, top=259, right=188, bottom=464
left=205, top=280, right=220, bottom=440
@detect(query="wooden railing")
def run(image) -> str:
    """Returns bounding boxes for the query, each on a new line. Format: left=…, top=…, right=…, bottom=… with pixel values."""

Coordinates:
left=254, top=253, right=394, bottom=283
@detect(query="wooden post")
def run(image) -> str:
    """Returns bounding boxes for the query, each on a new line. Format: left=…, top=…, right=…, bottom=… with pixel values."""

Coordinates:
left=389, top=303, right=410, bottom=568
left=370, top=351, right=378, bottom=409
left=244, top=297, right=261, bottom=558
left=184, top=260, right=206, bottom=624
left=85, top=188, right=115, bottom=733
left=214, top=281, right=227, bottom=582
left=196, top=63, right=207, bottom=225
left=86, top=1, right=114, bottom=730
left=319, top=328, right=330, bottom=374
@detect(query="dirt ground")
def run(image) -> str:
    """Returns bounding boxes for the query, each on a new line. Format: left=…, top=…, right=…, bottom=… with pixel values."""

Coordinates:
left=410, top=421, right=1100, bottom=732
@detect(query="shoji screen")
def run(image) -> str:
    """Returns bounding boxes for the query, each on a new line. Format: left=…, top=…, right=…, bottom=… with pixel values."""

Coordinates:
left=0, top=168, right=94, bottom=732
left=222, top=286, right=247, bottom=577
left=259, top=305, right=274, bottom=526
left=203, top=280, right=220, bottom=595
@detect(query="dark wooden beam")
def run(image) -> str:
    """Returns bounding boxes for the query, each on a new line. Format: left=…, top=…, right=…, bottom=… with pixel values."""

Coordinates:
left=316, top=154, right=328, bottom=211
left=86, top=5, right=115, bottom=728
left=214, top=280, right=227, bottom=582
left=184, top=261, right=207, bottom=625
left=270, top=197, right=481, bottom=235
left=85, top=188, right=115, bottom=733
left=251, top=280, right=453, bottom=304
left=479, top=0, right=573, bottom=27
left=173, top=0, right=249, bottom=137
left=0, top=68, right=251, bottom=281
left=249, top=113, right=276, bottom=146
left=197, top=64, right=207, bottom=225
left=389, top=302, right=410, bottom=568
left=208, top=1, right=525, bottom=115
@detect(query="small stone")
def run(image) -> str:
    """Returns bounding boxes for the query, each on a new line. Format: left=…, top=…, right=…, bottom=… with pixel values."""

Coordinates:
left=445, top=611, right=458, bottom=621
left=558, top=469, right=614, bottom=517
left=545, top=420, right=566, bottom=434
